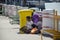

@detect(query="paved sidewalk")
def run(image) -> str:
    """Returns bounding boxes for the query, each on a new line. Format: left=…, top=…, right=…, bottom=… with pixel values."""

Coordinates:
left=0, top=16, right=53, bottom=40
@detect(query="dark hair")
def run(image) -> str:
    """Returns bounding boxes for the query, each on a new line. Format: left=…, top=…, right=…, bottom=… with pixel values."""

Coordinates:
left=31, top=24, right=38, bottom=28
left=26, top=16, right=31, bottom=19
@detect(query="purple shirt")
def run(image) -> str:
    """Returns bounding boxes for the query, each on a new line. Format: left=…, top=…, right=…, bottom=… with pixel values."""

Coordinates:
left=32, top=12, right=42, bottom=25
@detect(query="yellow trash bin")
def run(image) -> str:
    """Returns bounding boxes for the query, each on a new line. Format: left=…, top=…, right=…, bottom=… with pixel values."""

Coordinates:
left=18, top=9, right=33, bottom=29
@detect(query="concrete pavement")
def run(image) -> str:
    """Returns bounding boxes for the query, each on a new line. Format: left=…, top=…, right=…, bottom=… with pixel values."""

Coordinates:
left=0, top=16, right=53, bottom=40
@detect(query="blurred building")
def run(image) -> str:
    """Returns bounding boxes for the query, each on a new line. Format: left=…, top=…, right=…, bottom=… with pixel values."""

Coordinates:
left=0, top=0, right=60, bottom=10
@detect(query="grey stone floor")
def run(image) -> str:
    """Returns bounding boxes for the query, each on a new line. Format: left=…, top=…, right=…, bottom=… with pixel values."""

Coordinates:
left=0, top=16, right=53, bottom=40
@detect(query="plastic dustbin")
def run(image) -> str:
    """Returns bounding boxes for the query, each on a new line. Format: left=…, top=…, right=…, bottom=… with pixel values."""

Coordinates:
left=18, top=9, right=33, bottom=29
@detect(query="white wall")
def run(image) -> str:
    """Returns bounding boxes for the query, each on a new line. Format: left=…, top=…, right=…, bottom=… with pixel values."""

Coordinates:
left=45, top=3, right=60, bottom=15
left=42, top=10, right=54, bottom=30
left=45, top=3, right=60, bottom=32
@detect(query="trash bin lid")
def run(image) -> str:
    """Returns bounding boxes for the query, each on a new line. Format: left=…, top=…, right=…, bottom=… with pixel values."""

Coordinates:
left=18, top=9, right=33, bottom=13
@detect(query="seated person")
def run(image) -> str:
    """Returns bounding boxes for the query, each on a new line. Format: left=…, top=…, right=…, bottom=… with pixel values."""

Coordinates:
left=31, top=17, right=42, bottom=34
left=20, top=16, right=42, bottom=34
left=20, top=16, right=33, bottom=34
left=26, top=16, right=33, bottom=30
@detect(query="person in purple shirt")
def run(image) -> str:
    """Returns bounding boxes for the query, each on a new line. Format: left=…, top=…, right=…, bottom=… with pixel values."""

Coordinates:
left=32, top=12, right=42, bottom=34
left=32, top=14, right=39, bottom=25
left=32, top=12, right=42, bottom=25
